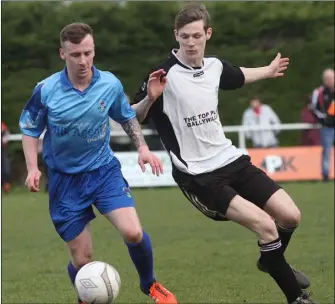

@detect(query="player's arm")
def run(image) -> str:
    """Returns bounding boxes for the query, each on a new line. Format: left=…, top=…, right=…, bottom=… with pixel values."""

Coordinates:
left=109, top=80, right=163, bottom=175
left=22, top=135, right=40, bottom=172
left=19, top=83, right=47, bottom=192
left=240, top=53, right=289, bottom=84
left=131, top=69, right=167, bottom=123
left=120, top=117, right=147, bottom=150
left=131, top=96, right=155, bottom=124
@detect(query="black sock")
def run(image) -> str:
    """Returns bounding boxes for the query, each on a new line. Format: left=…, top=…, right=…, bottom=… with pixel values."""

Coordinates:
left=277, top=224, right=297, bottom=254
left=259, top=238, right=301, bottom=303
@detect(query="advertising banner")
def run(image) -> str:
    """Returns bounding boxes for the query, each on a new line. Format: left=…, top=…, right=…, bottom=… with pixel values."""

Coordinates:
left=115, top=151, right=177, bottom=187
left=116, top=146, right=334, bottom=187
left=248, top=146, right=334, bottom=181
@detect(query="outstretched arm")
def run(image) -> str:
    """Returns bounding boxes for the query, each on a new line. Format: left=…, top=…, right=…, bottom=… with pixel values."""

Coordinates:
left=240, top=53, right=289, bottom=84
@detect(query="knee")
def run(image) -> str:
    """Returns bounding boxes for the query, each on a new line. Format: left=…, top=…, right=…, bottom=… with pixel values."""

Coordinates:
left=257, top=214, right=278, bottom=243
left=279, top=206, right=301, bottom=228
left=123, top=228, right=143, bottom=244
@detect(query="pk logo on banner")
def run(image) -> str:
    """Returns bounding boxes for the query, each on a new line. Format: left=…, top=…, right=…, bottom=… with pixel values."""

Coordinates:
left=261, top=155, right=296, bottom=174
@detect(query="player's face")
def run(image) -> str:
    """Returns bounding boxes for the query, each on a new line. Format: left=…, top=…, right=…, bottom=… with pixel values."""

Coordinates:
left=59, top=34, right=95, bottom=80
left=175, top=20, right=212, bottom=64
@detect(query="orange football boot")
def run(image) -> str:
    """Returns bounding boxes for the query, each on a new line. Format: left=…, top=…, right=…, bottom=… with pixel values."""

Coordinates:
left=149, top=281, right=177, bottom=304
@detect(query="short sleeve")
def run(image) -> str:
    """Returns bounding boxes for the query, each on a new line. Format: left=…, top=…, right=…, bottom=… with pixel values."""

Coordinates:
left=19, top=83, right=47, bottom=138
left=219, top=60, right=245, bottom=90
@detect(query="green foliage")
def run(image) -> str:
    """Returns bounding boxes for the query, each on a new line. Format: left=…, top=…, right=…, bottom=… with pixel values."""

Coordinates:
left=2, top=1, right=334, bottom=147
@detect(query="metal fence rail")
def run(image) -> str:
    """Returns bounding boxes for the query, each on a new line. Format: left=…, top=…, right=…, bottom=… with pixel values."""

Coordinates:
left=8, top=123, right=321, bottom=149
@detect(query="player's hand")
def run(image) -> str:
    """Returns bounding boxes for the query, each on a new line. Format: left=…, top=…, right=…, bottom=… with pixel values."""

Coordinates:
left=25, top=168, right=42, bottom=192
left=147, top=69, right=167, bottom=102
left=138, top=146, right=164, bottom=176
left=268, top=53, right=289, bottom=78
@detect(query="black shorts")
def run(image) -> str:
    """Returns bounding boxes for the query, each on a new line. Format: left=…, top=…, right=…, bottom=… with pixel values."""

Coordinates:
left=172, top=155, right=281, bottom=221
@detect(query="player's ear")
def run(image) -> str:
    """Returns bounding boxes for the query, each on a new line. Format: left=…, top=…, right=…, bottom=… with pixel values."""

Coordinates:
left=206, top=27, right=212, bottom=40
left=59, top=48, right=65, bottom=61
left=174, top=29, right=179, bottom=42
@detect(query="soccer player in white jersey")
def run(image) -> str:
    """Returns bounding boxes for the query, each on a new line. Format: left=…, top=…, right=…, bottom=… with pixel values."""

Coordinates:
left=19, top=23, right=177, bottom=304
left=132, top=4, right=315, bottom=304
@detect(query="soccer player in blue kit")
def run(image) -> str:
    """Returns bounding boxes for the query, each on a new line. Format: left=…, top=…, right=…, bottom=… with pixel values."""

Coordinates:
left=19, top=23, right=177, bottom=304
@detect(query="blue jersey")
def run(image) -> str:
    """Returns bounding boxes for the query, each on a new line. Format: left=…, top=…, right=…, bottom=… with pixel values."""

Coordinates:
left=19, top=66, right=135, bottom=173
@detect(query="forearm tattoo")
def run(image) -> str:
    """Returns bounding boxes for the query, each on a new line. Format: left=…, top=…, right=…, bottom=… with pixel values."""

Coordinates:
left=121, top=117, right=147, bottom=149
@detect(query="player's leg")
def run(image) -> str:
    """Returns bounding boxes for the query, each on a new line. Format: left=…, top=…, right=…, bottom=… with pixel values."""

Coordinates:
left=173, top=159, right=314, bottom=303
left=225, top=195, right=309, bottom=304
left=47, top=167, right=96, bottom=303
left=177, top=182, right=312, bottom=303
left=104, top=207, right=153, bottom=291
left=66, top=224, right=93, bottom=284
left=263, top=189, right=300, bottom=254
left=94, top=157, right=177, bottom=303
left=231, top=156, right=310, bottom=289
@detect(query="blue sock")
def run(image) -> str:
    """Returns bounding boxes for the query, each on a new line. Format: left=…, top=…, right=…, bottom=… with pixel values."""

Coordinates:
left=67, top=261, right=78, bottom=285
left=125, top=231, right=155, bottom=294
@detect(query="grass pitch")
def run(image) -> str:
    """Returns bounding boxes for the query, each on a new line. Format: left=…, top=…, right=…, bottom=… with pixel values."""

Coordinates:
left=2, top=182, right=334, bottom=303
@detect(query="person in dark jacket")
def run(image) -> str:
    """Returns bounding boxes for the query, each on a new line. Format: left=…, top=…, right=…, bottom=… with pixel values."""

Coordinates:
left=311, top=68, right=334, bottom=181
left=300, top=96, right=320, bottom=146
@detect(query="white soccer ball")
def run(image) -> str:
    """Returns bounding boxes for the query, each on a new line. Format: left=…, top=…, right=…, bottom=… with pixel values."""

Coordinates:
left=75, top=261, right=121, bottom=304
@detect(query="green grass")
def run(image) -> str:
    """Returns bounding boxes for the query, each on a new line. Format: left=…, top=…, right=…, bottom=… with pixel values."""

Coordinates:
left=2, top=182, right=334, bottom=303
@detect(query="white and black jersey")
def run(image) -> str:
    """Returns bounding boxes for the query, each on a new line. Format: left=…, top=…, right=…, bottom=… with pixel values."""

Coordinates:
left=133, top=49, right=245, bottom=175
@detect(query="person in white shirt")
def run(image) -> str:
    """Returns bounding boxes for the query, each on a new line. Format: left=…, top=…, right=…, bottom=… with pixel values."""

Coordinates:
left=131, top=4, right=313, bottom=304
left=242, top=97, right=281, bottom=148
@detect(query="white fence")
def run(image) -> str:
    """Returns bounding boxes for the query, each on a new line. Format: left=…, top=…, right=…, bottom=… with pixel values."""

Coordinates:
left=8, top=122, right=321, bottom=149
left=7, top=123, right=322, bottom=187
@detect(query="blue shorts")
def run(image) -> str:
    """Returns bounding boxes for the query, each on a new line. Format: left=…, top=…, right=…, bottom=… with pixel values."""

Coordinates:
left=48, top=157, right=135, bottom=242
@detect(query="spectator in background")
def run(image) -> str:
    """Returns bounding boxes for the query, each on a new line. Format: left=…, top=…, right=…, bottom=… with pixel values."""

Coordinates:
left=242, top=97, right=281, bottom=148
left=300, top=96, right=320, bottom=146
left=1, top=121, right=11, bottom=193
left=311, top=68, right=335, bottom=181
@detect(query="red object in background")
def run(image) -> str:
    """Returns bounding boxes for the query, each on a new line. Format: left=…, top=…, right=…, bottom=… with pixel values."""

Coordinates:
left=300, top=107, right=321, bottom=146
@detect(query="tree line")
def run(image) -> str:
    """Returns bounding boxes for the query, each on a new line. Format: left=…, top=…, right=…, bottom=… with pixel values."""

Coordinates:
left=2, top=1, right=334, bottom=151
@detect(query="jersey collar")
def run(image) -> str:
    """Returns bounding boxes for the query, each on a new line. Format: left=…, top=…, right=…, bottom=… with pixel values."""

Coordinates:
left=60, top=65, right=100, bottom=91
left=171, top=49, right=204, bottom=70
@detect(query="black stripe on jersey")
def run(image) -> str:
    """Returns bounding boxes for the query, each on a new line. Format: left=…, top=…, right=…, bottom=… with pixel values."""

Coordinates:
left=153, top=99, right=188, bottom=169
left=133, top=54, right=188, bottom=169
left=175, top=59, right=192, bottom=70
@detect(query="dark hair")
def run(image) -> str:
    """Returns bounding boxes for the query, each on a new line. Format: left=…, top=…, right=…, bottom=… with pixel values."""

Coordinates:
left=250, top=96, right=261, bottom=102
left=60, top=23, right=93, bottom=45
left=175, top=3, right=210, bottom=31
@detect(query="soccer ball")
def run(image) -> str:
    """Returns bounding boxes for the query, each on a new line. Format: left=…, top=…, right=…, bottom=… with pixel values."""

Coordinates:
left=75, top=261, right=121, bottom=304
